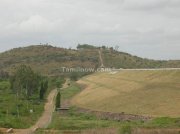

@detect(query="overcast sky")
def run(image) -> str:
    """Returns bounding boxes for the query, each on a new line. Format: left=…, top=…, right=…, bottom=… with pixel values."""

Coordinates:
left=0, top=0, right=180, bottom=60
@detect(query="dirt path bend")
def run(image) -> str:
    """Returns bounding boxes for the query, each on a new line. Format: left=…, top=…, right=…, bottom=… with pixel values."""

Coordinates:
left=14, top=89, right=58, bottom=134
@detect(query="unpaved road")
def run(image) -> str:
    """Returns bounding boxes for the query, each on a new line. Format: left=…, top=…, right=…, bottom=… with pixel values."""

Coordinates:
left=14, top=89, right=58, bottom=134
left=98, top=49, right=104, bottom=67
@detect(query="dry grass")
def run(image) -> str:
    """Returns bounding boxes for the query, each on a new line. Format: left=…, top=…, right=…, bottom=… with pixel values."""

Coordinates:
left=72, top=70, right=180, bottom=117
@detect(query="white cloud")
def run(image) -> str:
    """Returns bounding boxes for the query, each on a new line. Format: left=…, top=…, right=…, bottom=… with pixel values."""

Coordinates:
left=0, top=0, right=179, bottom=59
left=123, top=0, right=169, bottom=10
left=19, top=15, right=52, bottom=33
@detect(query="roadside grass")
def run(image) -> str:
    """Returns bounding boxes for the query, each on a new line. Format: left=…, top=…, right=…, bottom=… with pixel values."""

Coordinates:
left=0, top=80, right=44, bottom=128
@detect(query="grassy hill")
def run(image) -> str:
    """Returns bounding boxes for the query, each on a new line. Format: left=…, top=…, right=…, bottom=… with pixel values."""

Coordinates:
left=0, top=45, right=99, bottom=75
left=72, top=70, right=180, bottom=117
left=101, top=49, right=180, bottom=69
left=0, top=44, right=180, bottom=76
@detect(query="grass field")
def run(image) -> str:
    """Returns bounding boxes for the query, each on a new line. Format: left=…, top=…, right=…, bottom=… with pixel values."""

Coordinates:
left=72, top=70, right=180, bottom=117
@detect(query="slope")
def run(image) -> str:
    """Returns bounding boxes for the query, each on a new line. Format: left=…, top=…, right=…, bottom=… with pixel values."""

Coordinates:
left=72, top=70, right=180, bottom=117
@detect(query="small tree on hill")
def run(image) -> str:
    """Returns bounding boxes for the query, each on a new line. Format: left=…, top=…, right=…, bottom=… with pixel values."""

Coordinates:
left=56, top=91, right=61, bottom=109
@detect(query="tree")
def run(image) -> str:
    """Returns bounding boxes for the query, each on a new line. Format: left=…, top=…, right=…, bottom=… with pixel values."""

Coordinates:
left=56, top=91, right=61, bottom=109
left=77, top=44, right=97, bottom=49
left=39, top=82, right=44, bottom=100
left=10, top=65, right=41, bottom=99
left=102, top=46, right=106, bottom=49
left=44, top=80, right=48, bottom=91
left=39, top=80, right=48, bottom=100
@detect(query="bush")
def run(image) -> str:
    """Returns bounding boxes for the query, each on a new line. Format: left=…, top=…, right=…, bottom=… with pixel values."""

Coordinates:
left=56, top=91, right=61, bottom=109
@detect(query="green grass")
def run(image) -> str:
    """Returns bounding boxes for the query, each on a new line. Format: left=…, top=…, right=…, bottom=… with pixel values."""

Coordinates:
left=144, top=117, right=180, bottom=128
left=0, top=80, right=44, bottom=128
left=60, top=83, right=82, bottom=100
left=49, top=108, right=118, bottom=130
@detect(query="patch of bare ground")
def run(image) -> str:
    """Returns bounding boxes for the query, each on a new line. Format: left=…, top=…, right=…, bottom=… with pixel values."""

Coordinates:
left=0, top=128, right=7, bottom=133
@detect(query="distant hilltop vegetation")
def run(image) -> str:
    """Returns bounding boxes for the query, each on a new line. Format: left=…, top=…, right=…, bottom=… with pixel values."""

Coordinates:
left=0, top=44, right=180, bottom=76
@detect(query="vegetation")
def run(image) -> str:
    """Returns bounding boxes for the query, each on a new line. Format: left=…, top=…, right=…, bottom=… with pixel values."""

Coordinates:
left=55, top=77, right=64, bottom=89
left=48, top=84, right=124, bottom=132
left=49, top=107, right=122, bottom=130
left=0, top=80, right=44, bottom=128
left=39, top=80, right=48, bottom=100
left=46, top=82, right=180, bottom=134
left=60, top=83, right=81, bottom=100
left=0, top=44, right=180, bottom=133
left=0, top=45, right=179, bottom=76
left=0, top=70, right=9, bottom=80
left=0, top=45, right=99, bottom=76
left=77, top=44, right=98, bottom=49
left=56, top=91, right=61, bottom=109
left=0, top=65, right=47, bottom=128
left=72, top=70, right=180, bottom=117
left=10, top=65, right=41, bottom=99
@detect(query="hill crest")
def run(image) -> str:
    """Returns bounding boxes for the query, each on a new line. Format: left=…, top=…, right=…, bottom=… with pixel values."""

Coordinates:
left=0, top=44, right=180, bottom=75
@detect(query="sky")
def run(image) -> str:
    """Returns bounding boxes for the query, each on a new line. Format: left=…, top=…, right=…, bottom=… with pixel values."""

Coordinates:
left=0, top=0, right=180, bottom=60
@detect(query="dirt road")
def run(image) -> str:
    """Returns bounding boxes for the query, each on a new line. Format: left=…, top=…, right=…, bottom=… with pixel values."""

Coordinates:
left=98, top=49, right=104, bottom=68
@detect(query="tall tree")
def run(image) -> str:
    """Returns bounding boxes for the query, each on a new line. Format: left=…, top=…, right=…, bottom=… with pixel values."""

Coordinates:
left=39, top=80, right=48, bottom=100
left=10, top=65, right=41, bottom=99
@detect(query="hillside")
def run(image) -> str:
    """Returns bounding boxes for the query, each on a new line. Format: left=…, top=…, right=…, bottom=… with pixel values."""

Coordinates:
left=72, top=70, right=180, bottom=117
left=0, top=45, right=99, bottom=75
left=0, top=44, right=180, bottom=76
left=101, top=49, right=180, bottom=69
